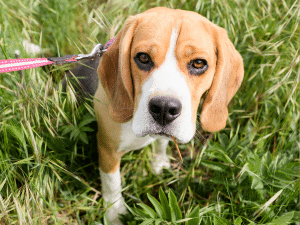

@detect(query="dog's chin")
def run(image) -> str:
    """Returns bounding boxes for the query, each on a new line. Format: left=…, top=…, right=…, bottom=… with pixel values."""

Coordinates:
left=132, top=125, right=194, bottom=144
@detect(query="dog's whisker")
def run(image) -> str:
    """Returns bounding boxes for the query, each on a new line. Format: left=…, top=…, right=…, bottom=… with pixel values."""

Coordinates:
left=121, top=113, right=134, bottom=121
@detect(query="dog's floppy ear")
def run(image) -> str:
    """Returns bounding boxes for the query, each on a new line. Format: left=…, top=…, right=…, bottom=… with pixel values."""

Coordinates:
left=200, top=27, right=244, bottom=132
left=98, top=16, right=138, bottom=123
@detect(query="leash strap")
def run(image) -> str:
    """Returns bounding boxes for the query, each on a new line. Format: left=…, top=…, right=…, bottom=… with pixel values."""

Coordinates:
left=0, top=39, right=115, bottom=73
left=0, top=58, right=54, bottom=73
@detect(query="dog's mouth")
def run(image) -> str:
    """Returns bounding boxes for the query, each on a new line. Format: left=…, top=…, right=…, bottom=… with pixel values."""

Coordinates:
left=149, top=132, right=174, bottom=141
left=156, top=132, right=171, bottom=137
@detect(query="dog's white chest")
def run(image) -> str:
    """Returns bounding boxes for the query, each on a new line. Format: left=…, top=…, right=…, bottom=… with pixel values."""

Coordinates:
left=117, top=121, right=156, bottom=152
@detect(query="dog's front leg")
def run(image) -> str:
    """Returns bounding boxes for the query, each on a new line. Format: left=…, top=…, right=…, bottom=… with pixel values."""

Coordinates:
left=151, top=139, right=170, bottom=174
left=97, top=132, right=126, bottom=225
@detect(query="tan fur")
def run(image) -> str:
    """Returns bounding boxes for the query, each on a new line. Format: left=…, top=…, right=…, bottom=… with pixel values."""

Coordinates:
left=199, top=27, right=244, bottom=132
left=98, top=16, right=138, bottom=123
left=94, top=83, right=125, bottom=173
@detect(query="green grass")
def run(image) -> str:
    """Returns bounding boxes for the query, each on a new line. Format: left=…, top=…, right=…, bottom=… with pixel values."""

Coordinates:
left=0, top=0, right=299, bottom=224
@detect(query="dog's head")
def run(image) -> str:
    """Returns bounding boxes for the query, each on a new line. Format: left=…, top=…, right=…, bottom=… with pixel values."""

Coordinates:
left=98, top=7, right=244, bottom=143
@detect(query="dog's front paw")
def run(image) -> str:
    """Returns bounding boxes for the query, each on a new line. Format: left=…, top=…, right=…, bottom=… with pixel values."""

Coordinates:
left=151, top=155, right=170, bottom=174
left=105, top=197, right=127, bottom=225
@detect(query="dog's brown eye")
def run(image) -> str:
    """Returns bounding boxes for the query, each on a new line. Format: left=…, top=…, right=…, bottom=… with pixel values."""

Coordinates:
left=134, top=52, right=154, bottom=71
left=188, top=58, right=208, bottom=75
left=138, top=53, right=150, bottom=64
left=192, top=59, right=204, bottom=69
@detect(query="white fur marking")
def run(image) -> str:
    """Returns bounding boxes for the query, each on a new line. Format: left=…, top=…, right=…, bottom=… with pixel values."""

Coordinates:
left=100, top=168, right=127, bottom=224
left=132, top=28, right=195, bottom=143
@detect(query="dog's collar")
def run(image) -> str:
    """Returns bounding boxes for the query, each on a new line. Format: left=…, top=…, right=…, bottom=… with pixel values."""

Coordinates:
left=104, top=37, right=115, bottom=50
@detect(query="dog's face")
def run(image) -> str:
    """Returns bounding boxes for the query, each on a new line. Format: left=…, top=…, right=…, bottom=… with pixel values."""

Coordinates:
left=98, top=7, right=244, bottom=143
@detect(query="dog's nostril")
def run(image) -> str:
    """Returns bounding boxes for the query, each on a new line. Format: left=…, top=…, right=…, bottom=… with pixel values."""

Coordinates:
left=169, top=107, right=179, bottom=115
left=148, top=96, right=182, bottom=126
left=150, top=105, right=161, bottom=114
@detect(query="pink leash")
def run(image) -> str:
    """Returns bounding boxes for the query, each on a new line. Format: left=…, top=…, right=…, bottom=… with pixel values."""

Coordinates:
left=0, top=58, right=54, bottom=73
left=0, top=38, right=115, bottom=73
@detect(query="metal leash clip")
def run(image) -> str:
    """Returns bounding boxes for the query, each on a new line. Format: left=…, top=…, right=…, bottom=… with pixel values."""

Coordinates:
left=47, top=43, right=106, bottom=65
left=76, top=43, right=106, bottom=60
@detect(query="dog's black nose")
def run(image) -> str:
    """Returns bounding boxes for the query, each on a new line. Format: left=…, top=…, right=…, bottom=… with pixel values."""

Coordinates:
left=148, top=96, right=182, bottom=126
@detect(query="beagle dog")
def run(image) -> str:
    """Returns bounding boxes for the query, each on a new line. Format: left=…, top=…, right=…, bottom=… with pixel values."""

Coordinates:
left=69, top=7, right=243, bottom=224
